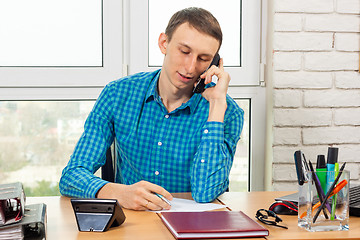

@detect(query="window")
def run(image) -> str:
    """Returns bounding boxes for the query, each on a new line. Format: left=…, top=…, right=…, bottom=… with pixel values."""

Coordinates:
left=230, top=99, right=250, bottom=191
left=0, top=0, right=123, bottom=96
left=0, top=101, right=95, bottom=196
left=0, top=0, right=102, bottom=67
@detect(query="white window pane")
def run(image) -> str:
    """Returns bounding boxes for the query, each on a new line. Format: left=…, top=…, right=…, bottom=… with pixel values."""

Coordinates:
left=0, top=0, right=102, bottom=67
left=229, top=99, right=250, bottom=192
left=148, top=0, right=241, bottom=67
left=0, top=101, right=95, bottom=196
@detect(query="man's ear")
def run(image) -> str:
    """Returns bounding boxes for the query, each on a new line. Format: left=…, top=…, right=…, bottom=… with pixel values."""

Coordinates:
left=158, top=32, right=168, bottom=55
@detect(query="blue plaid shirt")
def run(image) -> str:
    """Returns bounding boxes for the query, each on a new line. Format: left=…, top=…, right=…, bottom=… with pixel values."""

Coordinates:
left=59, top=69, right=244, bottom=202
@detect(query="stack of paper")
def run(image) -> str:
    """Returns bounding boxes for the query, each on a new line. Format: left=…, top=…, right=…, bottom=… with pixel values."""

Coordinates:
left=155, top=197, right=227, bottom=213
left=0, top=225, right=23, bottom=240
left=0, top=182, right=46, bottom=240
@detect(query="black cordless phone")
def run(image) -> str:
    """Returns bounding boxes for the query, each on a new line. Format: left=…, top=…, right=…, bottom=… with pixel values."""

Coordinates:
left=193, top=53, right=220, bottom=93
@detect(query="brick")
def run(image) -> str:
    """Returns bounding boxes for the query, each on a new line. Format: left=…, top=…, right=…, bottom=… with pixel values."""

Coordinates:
left=274, top=0, right=334, bottom=13
left=305, top=14, right=360, bottom=32
left=274, top=52, right=302, bottom=71
left=334, top=108, right=360, bottom=125
left=273, top=145, right=330, bottom=163
left=274, top=89, right=302, bottom=107
left=337, top=145, right=360, bottom=162
left=335, top=33, right=360, bottom=52
left=273, top=181, right=297, bottom=191
left=272, top=164, right=298, bottom=181
left=304, top=89, right=360, bottom=107
left=336, top=72, right=360, bottom=89
left=303, top=126, right=360, bottom=144
left=274, top=108, right=332, bottom=127
left=273, top=127, right=301, bottom=145
left=274, top=13, right=302, bottom=32
left=336, top=0, right=360, bottom=14
left=304, top=52, right=359, bottom=71
left=273, top=146, right=299, bottom=163
left=274, top=32, right=333, bottom=51
left=346, top=163, right=360, bottom=180
left=273, top=71, right=332, bottom=89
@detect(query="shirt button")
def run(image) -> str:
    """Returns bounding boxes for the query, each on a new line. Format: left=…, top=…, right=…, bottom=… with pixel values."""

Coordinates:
left=165, top=114, right=169, bottom=119
left=158, top=141, right=162, bottom=146
left=155, top=171, right=159, bottom=175
left=204, top=129, right=209, bottom=134
left=201, top=159, right=205, bottom=163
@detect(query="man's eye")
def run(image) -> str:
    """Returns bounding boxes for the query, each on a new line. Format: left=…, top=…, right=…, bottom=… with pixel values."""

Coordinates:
left=180, top=50, right=189, bottom=54
left=199, top=58, right=210, bottom=62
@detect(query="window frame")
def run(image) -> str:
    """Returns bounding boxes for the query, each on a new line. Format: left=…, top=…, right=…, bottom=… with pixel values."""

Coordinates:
left=0, top=0, right=123, bottom=100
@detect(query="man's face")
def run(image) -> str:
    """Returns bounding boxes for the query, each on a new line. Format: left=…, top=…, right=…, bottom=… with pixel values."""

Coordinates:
left=159, top=22, right=220, bottom=92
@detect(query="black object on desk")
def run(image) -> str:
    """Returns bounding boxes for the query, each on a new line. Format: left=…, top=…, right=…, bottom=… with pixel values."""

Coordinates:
left=71, top=198, right=126, bottom=232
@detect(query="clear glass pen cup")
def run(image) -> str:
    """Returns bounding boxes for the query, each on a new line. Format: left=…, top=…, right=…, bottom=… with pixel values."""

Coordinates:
left=298, top=170, right=350, bottom=232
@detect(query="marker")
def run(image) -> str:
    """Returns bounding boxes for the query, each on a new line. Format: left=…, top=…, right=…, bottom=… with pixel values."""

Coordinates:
left=316, top=155, right=327, bottom=193
left=326, top=147, right=339, bottom=193
left=330, top=162, right=340, bottom=220
left=155, top=193, right=172, bottom=206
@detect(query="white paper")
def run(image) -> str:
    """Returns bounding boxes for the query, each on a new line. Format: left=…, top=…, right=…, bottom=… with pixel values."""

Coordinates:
left=154, top=198, right=227, bottom=213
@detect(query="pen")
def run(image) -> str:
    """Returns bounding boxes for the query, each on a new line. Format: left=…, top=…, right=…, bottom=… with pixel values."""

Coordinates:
left=313, top=162, right=346, bottom=223
left=300, top=179, right=347, bottom=219
left=155, top=193, right=172, bottom=206
left=308, top=160, right=330, bottom=219
left=330, top=162, right=340, bottom=220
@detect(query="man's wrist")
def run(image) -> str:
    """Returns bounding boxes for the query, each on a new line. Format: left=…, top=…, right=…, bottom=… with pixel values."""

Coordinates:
left=97, top=182, right=123, bottom=199
left=208, top=99, right=227, bottom=122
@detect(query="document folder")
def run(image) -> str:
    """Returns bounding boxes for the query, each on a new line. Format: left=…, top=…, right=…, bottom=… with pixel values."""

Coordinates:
left=0, top=203, right=47, bottom=240
left=0, top=182, right=25, bottom=226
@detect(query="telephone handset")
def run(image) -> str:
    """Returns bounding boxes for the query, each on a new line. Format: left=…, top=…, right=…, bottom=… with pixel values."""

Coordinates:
left=193, top=53, right=220, bottom=93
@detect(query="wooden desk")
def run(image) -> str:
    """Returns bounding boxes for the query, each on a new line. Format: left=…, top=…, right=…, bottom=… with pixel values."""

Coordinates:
left=218, top=191, right=360, bottom=240
left=26, top=193, right=241, bottom=240
left=26, top=191, right=360, bottom=240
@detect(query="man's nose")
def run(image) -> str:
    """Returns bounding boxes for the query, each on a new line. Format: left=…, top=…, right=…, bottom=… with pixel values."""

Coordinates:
left=185, top=56, right=197, bottom=73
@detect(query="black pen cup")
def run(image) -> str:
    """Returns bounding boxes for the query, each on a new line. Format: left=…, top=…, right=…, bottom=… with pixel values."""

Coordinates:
left=298, top=170, right=350, bottom=232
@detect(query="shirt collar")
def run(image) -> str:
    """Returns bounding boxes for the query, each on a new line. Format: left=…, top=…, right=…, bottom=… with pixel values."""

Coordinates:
left=145, top=69, right=202, bottom=114
left=145, top=69, right=161, bottom=103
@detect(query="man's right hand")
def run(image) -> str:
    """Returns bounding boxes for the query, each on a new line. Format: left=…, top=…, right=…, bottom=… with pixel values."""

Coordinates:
left=96, top=180, right=173, bottom=211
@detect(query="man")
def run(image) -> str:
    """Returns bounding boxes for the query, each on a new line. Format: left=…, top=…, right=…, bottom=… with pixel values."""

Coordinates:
left=59, top=7, right=244, bottom=211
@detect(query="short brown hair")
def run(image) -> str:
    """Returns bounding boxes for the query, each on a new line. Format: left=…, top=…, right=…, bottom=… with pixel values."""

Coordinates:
left=165, top=7, right=222, bottom=49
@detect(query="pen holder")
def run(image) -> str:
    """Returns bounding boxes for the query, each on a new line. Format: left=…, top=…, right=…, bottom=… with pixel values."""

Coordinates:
left=298, top=170, right=350, bottom=232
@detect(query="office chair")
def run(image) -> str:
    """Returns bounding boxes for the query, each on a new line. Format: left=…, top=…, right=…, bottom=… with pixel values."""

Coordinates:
left=101, top=146, right=115, bottom=182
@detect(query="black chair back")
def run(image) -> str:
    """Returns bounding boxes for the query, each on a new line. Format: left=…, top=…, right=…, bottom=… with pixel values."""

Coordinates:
left=101, top=147, right=115, bottom=182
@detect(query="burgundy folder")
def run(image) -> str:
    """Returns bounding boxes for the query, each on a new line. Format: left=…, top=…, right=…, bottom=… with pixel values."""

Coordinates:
left=159, top=211, right=269, bottom=239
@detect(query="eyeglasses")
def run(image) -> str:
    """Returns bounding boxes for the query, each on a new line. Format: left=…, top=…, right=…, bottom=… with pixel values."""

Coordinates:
left=255, top=209, right=288, bottom=229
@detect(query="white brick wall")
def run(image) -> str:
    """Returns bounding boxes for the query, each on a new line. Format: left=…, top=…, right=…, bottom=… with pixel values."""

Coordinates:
left=336, top=33, right=360, bottom=51
left=272, top=0, right=360, bottom=191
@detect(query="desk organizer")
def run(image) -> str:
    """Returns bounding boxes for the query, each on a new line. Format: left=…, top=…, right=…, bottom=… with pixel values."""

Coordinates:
left=298, top=170, right=350, bottom=232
